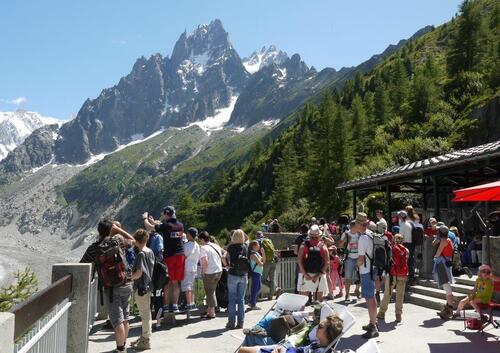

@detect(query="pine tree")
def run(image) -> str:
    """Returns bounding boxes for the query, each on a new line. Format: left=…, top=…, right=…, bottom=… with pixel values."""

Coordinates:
left=390, top=58, right=410, bottom=116
left=270, top=141, right=298, bottom=216
left=447, top=0, right=486, bottom=75
left=374, top=77, right=391, bottom=125
left=0, top=268, right=38, bottom=311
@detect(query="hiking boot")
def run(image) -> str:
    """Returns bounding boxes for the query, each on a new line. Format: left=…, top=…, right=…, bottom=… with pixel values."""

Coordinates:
left=236, top=322, right=244, bottom=329
left=243, top=326, right=267, bottom=336
left=376, top=312, right=385, bottom=321
left=362, top=322, right=378, bottom=331
left=463, top=267, right=473, bottom=278
left=395, top=314, right=402, bottom=322
left=362, top=323, right=379, bottom=339
left=130, top=336, right=144, bottom=347
left=354, top=289, right=361, bottom=299
left=437, top=304, right=453, bottom=320
left=135, top=337, right=151, bottom=351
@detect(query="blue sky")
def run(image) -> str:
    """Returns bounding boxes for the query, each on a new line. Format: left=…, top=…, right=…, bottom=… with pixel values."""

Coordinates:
left=0, top=0, right=463, bottom=119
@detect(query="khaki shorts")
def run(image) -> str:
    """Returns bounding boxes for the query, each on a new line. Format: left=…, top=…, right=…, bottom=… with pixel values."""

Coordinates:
left=297, top=273, right=328, bottom=293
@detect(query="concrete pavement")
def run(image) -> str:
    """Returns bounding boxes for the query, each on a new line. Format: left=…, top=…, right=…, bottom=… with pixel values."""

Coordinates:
left=88, top=298, right=499, bottom=353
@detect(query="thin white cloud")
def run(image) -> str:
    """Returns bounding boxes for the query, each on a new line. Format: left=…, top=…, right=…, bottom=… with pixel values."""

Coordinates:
left=1, top=96, right=27, bottom=105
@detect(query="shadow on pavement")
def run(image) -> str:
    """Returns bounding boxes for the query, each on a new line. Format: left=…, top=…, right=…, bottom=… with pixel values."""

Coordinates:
left=186, top=328, right=227, bottom=339
left=420, top=317, right=446, bottom=328
left=428, top=341, right=500, bottom=353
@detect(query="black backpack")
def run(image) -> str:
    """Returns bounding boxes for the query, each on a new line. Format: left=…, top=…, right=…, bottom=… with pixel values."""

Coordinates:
left=411, top=223, right=424, bottom=245
left=303, top=240, right=324, bottom=274
left=230, top=245, right=250, bottom=276
left=366, top=233, right=392, bottom=277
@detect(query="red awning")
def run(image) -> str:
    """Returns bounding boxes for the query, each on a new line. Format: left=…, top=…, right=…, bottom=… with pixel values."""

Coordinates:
left=452, top=180, right=500, bottom=202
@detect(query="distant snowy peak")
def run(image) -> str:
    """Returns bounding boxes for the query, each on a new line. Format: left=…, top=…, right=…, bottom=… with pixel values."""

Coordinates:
left=0, top=110, right=60, bottom=160
left=243, top=45, right=288, bottom=74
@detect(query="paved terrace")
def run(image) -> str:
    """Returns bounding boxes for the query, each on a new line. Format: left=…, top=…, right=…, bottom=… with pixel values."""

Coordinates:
left=88, top=298, right=499, bottom=353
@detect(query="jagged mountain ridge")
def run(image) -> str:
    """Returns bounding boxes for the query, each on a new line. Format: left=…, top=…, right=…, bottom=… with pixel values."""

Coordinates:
left=52, top=19, right=433, bottom=164
left=0, top=110, right=59, bottom=160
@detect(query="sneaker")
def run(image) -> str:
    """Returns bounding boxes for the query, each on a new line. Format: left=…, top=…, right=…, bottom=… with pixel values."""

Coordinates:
left=345, top=297, right=351, bottom=304
left=135, top=337, right=151, bottom=351
left=451, top=312, right=460, bottom=319
left=323, top=294, right=334, bottom=300
left=362, top=324, right=379, bottom=339
left=171, top=304, right=180, bottom=313
left=463, top=267, right=473, bottom=279
left=186, top=304, right=198, bottom=312
left=334, top=293, right=343, bottom=299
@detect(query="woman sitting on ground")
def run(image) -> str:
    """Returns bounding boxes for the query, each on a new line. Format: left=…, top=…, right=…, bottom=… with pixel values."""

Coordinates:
left=238, top=315, right=343, bottom=353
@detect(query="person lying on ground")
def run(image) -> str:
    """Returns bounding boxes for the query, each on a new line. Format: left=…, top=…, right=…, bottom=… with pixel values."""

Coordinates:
left=238, top=315, right=343, bottom=353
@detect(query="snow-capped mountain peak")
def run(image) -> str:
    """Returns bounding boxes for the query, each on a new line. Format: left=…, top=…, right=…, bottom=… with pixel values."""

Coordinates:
left=243, top=45, right=288, bottom=74
left=0, top=110, right=60, bottom=160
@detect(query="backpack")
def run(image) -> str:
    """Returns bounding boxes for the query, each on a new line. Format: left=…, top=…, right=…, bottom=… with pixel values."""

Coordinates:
left=391, top=244, right=409, bottom=277
left=94, top=236, right=129, bottom=289
left=411, top=223, right=424, bottom=246
left=366, top=233, right=392, bottom=276
left=152, top=260, right=168, bottom=291
left=303, top=240, right=324, bottom=274
left=230, top=245, right=251, bottom=276
left=125, top=247, right=136, bottom=267
left=148, top=232, right=164, bottom=260
left=260, top=238, right=276, bottom=263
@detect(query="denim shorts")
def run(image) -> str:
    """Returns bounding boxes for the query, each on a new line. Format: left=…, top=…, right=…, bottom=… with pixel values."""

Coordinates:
left=360, top=272, right=375, bottom=299
left=343, top=257, right=357, bottom=280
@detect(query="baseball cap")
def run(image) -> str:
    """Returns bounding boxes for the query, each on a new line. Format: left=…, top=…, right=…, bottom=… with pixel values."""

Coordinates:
left=163, top=206, right=176, bottom=217
left=256, top=231, right=264, bottom=239
left=398, top=210, right=408, bottom=218
left=187, top=227, right=198, bottom=237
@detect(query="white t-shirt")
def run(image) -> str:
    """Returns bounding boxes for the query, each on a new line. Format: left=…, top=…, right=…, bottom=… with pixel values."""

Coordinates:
left=341, top=231, right=360, bottom=259
left=357, top=231, right=374, bottom=275
left=184, top=241, right=200, bottom=273
left=200, top=243, right=223, bottom=274
left=399, top=219, right=413, bottom=243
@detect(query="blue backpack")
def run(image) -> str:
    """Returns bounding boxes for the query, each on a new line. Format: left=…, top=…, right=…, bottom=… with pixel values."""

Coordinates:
left=125, top=246, right=136, bottom=267
left=149, top=232, right=164, bottom=260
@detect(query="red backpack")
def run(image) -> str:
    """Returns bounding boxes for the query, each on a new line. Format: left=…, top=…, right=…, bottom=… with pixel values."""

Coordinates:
left=95, top=236, right=129, bottom=288
left=390, top=244, right=409, bottom=277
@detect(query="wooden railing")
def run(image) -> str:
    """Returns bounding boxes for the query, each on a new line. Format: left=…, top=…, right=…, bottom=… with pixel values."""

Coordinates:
left=10, top=274, right=73, bottom=353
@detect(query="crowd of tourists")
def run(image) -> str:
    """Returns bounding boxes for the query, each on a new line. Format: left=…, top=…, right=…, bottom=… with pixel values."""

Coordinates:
left=80, top=205, right=498, bottom=352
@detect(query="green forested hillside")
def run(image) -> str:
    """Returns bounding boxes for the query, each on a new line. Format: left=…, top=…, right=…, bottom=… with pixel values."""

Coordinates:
left=201, top=0, right=500, bottom=234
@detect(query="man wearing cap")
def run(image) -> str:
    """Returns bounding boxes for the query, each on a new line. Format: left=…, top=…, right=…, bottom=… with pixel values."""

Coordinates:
left=182, top=227, right=200, bottom=311
left=398, top=210, right=415, bottom=285
left=297, top=225, right=329, bottom=302
left=143, top=206, right=184, bottom=313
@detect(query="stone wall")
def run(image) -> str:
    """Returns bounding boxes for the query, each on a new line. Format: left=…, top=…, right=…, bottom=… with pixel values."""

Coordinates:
left=264, top=232, right=299, bottom=250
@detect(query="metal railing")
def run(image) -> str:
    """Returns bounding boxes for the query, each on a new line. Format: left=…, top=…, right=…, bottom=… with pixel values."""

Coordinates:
left=275, top=256, right=297, bottom=292
left=10, top=275, right=73, bottom=353
left=87, top=275, right=98, bottom=333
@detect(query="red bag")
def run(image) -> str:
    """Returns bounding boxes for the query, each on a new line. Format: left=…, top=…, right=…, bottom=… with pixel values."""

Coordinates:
left=465, top=317, right=482, bottom=330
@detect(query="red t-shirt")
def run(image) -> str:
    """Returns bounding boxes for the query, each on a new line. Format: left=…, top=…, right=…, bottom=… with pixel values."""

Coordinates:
left=442, top=238, right=454, bottom=258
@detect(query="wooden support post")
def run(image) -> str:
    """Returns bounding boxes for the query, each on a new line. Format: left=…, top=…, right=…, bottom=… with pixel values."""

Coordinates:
left=432, top=176, right=440, bottom=220
left=352, top=190, right=357, bottom=218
